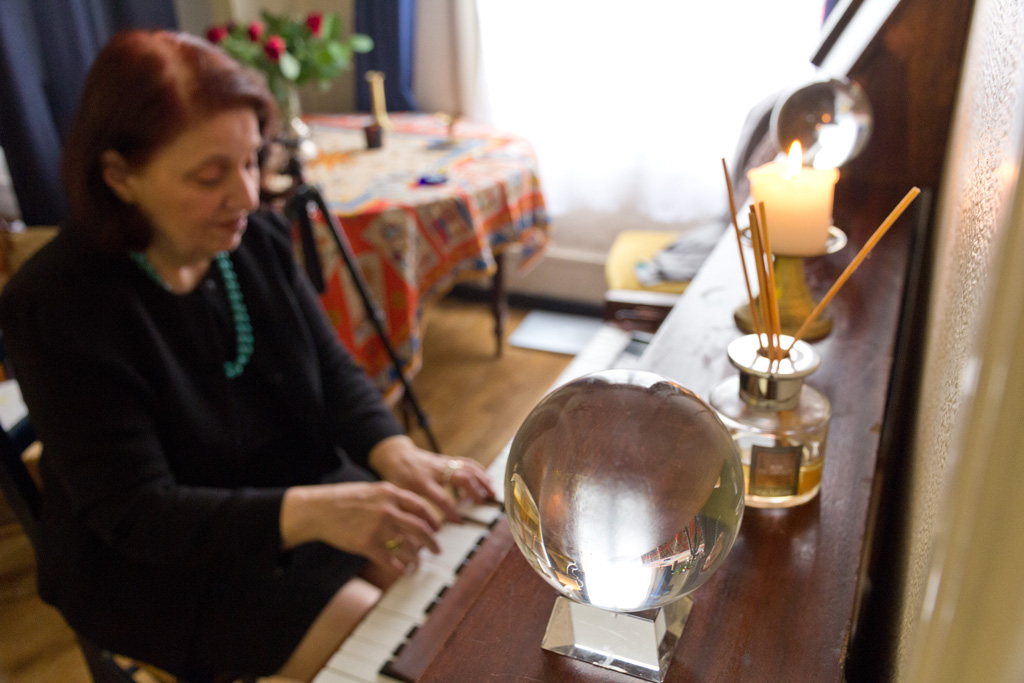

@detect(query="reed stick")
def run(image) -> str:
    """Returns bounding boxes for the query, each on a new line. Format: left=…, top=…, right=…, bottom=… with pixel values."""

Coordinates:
left=748, top=206, right=774, bottom=359
left=759, top=202, right=783, bottom=361
left=785, top=187, right=922, bottom=352
left=721, top=159, right=764, bottom=343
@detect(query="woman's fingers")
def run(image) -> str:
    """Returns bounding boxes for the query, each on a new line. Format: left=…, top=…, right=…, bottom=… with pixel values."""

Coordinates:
left=438, top=457, right=495, bottom=508
left=446, top=458, right=495, bottom=503
left=366, top=544, right=406, bottom=574
left=366, top=438, right=499, bottom=525
left=391, top=502, right=442, bottom=555
left=411, top=456, right=499, bottom=523
left=359, top=501, right=437, bottom=573
left=422, top=479, right=461, bottom=523
left=392, top=485, right=443, bottom=531
left=381, top=533, right=423, bottom=569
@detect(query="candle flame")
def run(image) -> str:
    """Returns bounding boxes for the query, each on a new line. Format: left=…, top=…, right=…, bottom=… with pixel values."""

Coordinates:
left=785, top=141, right=803, bottom=178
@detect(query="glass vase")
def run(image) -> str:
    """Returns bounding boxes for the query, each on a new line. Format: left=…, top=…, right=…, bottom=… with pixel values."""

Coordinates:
left=280, top=86, right=310, bottom=141
left=708, top=334, right=830, bottom=508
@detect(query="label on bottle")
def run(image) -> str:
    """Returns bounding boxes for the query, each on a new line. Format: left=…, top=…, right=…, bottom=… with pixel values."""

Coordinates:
left=749, top=444, right=802, bottom=497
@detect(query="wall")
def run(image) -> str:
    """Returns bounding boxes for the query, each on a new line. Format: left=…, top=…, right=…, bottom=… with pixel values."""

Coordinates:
left=895, top=0, right=1024, bottom=678
left=172, top=0, right=213, bottom=40
left=498, top=211, right=712, bottom=307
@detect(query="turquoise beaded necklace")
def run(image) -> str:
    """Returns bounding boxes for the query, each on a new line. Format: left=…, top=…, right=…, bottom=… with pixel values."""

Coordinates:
left=130, top=251, right=253, bottom=379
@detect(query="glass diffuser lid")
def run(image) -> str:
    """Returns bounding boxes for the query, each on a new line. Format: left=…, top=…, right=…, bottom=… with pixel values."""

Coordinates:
left=726, top=334, right=820, bottom=410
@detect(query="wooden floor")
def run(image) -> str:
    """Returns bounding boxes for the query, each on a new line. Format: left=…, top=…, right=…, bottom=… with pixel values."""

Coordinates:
left=0, top=297, right=575, bottom=682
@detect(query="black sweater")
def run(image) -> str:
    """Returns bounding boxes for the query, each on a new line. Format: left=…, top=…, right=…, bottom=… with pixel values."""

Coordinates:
left=0, top=211, right=403, bottom=676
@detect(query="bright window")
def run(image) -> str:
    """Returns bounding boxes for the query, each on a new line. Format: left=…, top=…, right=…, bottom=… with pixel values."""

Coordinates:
left=475, top=1, right=826, bottom=225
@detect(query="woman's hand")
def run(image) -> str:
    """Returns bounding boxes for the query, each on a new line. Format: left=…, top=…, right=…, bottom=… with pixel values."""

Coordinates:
left=368, top=435, right=496, bottom=523
left=280, top=481, right=442, bottom=573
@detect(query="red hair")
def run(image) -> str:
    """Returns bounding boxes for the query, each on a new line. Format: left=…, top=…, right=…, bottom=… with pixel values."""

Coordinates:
left=62, top=30, right=278, bottom=251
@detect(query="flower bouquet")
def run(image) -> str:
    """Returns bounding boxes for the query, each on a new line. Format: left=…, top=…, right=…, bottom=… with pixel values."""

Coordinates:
left=206, top=10, right=373, bottom=127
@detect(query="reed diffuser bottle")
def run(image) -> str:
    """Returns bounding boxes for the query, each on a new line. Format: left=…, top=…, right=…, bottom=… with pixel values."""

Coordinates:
left=709, top=334, right=830, bottom=508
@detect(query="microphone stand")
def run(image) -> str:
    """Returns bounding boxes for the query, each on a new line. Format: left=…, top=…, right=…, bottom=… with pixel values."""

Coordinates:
left=281, top=158, right=441, bottom=453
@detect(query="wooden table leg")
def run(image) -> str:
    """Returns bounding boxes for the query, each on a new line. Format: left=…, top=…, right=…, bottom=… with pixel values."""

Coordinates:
left=491, top=251, right=508, bottom=357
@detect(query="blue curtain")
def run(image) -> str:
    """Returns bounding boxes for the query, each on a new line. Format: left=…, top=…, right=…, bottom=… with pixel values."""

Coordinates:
left=0, top=0, right=177, bottom=225
left=354, top=0, right=418, bottom=113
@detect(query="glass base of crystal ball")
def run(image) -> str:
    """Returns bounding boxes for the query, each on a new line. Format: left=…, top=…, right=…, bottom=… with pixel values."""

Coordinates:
left=543, top=594, right=692, bottom=681
left=504, top=369, right=745, bottom=614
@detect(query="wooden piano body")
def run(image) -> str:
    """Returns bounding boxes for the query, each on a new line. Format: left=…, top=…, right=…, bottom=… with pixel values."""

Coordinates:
left=313, top=327, right=638, bottom=683
left=315, top=0, right=1024, bottom=678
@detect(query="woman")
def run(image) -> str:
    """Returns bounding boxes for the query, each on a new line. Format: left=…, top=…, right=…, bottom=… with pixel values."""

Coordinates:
left=0, top=30, right=493, bottom=681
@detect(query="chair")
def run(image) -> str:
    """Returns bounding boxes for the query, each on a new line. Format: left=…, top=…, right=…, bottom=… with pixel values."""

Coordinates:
left=603, top=230, right=689, bottom=333
left=0, top=335, right=175, bottom=683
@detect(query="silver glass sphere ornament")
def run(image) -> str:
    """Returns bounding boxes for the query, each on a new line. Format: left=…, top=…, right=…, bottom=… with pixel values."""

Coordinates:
left=771, top=76, right=873, bottom=169
left=504, top=369, right=745, bottom=680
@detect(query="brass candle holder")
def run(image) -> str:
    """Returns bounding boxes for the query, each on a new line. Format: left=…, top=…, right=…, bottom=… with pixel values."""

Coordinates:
left=365, top=70, right=391, bottom=130
left=734, top=225, right=847, bottom=341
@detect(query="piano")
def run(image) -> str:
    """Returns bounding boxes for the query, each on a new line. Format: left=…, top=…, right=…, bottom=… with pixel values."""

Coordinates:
left=313, top=324, right=637, bottom=683
left=315, top=0, right=976, bottom=677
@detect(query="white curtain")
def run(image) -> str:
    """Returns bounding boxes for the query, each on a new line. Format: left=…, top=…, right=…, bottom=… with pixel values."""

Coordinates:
left=449, top=1, right=827, bottom=226
left=413, top=0, right=483, bottom=118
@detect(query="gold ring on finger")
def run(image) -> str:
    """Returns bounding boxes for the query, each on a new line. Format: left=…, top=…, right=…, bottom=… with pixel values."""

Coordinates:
left=385, top=536, right=403, bottom=552
left=441, top=458, right=464, bottom=484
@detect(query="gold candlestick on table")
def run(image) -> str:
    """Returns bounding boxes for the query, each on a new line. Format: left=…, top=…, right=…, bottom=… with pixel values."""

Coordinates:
left=446, top=113, right=459, bottom=144
left=365, top=70, right=391, bottom=130
left=734, top=226, right=847, bottom=342
left=433, top=113, right=459, bottom=146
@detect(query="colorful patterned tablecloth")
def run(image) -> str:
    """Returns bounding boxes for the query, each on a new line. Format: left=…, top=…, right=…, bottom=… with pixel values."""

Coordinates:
left=298, top=113, right=549, bottom=396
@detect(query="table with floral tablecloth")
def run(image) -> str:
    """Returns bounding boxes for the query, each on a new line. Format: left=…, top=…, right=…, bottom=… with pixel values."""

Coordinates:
left=297, top=112, right=549, bottom=397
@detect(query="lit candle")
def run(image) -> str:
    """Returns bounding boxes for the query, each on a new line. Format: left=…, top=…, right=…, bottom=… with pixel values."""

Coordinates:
left=746, top=141, right=839, bottom=256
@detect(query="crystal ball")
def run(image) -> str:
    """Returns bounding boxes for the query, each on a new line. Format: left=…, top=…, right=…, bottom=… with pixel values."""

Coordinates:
left=504, top=369, right=745, bottom=613
left=771, top=77, right=873, bottom=169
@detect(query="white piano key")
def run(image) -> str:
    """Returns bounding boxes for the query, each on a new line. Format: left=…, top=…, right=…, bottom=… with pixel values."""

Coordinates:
left=328, top=636, right=394, bottom=673
left=460, top=501, right=503, bottom=525
left=375, top=571, right=450, bottom=623
left=420, top=523, right=487, bottom=575
left=417, top=558, right=458, bottom=583
left=441, top=522, right=488, bottom=552
left=313, top=667, right=368, bottom=683
left=324, top=648, right=392, bottom=682
left=487, top=442, right=511, bottom=503
left=348, top=608, right=418, bottom=650
left=316, top=670, right=399, bottom=683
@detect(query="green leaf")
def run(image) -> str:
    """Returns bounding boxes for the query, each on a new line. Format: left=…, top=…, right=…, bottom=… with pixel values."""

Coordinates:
left=327, top=42, right=352, bottom=66
left=227, top=39, right=262, bottom=62
left=318, top=65, right=344, bottom=82
left=349, top=34, right=374, bottom=53
left=323, top=13, right=340, bottom=41
left=279, top=52, right=301, bottom=80
left=198, top=9, right=369, bottom=91
left=262, top=11, right=287, bottom=34
left=313, top=47, right=333, bottom=67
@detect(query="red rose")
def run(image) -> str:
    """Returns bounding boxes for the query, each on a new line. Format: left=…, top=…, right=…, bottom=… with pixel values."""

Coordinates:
left=305, top=12, right=324, bottom=37
left=263, top=35, right=286, bottom=62
left=206, top=26, right=228, bottom=44
left=247, top=21, right=264, bottom=42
